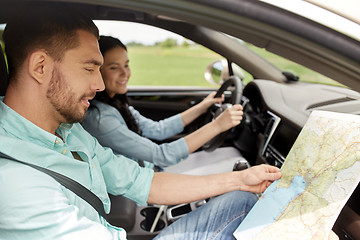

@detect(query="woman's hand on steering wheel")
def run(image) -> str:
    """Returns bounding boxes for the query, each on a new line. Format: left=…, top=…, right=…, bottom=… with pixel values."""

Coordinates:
left=198, top=91, right=225, bottom=114
left=213, top=104, right=243, bottom=132
left=202, top=76, right=243, bottom=152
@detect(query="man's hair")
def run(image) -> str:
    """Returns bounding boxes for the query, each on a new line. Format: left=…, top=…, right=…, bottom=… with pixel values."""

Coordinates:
left=3, top=5, right=99, bottom=78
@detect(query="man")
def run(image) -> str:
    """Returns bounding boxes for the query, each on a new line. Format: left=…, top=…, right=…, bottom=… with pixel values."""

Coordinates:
left=0, top=6, right=281, bottom=239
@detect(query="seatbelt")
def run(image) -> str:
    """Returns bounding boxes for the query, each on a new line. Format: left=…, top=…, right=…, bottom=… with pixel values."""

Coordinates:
left=0, top=151, right=108, bottom=220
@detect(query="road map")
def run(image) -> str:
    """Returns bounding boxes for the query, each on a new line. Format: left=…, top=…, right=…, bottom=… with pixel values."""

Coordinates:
left=234, top=110, right=360, bottom=240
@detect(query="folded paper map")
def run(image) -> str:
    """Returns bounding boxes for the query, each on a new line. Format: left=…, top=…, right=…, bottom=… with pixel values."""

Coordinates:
left=234, top=110, right=360, bottom=240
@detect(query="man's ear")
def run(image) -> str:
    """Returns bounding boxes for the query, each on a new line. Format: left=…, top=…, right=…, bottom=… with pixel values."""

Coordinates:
left=28, top=50, right=53, bottom=84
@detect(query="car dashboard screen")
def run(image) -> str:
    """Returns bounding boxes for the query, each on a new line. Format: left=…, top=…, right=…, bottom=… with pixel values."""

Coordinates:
left=270, top=122, right=299, bottom=158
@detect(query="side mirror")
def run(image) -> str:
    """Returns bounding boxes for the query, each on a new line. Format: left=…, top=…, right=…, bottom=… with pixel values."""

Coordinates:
left=204, top=60, right=229, bottom=85
left=204, top=60, right=244, bottom=85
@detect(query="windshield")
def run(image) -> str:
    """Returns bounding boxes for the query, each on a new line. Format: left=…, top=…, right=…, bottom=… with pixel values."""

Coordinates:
left=243, top=42, right=345, bottom=87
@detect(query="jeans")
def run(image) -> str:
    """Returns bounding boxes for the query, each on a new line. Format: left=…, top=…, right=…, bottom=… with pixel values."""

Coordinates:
left=154, top=191, right=258, bottom=240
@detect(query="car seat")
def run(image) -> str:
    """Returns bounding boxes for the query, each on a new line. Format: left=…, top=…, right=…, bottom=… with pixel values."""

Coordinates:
left=0, top=43, right=8, bottom=95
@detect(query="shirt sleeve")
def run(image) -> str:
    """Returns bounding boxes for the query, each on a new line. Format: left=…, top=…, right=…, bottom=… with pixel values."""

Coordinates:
left=82, top=103, right=189, bottom=168
left=96, top=145, right=155, bottom=205
left=78, top=123, right=154, bottom=206
left=130, top=106, right=185, bottom=141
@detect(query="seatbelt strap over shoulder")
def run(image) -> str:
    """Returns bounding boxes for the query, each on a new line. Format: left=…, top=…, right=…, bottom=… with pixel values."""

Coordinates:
left=0, top=151, right=108, bottom=220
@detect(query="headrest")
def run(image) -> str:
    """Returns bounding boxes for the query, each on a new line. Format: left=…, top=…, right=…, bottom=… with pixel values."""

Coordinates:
left=0, top=43, right=9, bottom=96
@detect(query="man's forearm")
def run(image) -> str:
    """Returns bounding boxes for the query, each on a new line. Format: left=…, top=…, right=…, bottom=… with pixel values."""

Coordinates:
left=147, top=164, right=282, bottom=205
left=147, top=171, right=241, bottom=205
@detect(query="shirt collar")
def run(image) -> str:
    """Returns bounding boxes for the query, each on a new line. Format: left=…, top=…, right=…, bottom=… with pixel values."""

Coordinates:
left=0, top=98, right=74, bottom=149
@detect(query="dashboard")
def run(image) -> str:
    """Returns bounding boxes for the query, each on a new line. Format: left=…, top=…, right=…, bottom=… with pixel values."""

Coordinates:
left=238, top=79, right=360, bottom=166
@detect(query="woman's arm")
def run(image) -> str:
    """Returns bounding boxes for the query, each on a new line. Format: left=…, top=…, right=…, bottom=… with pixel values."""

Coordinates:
left=180, top=92, right=224, bottom=127
left=132, top=107, right=185, bottom=141
left=134, top=92, right=224, bottom=141
left=184, top=104, right=243, bottom=153
left=83, top=100, right=241, bottom=167
left=82, top=103, right=189, bottom=167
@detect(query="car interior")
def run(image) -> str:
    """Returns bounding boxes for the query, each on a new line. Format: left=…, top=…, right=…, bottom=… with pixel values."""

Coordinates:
left=0, top=43, right=7, bottom=96
left=0, top=1, right=359, bottom=240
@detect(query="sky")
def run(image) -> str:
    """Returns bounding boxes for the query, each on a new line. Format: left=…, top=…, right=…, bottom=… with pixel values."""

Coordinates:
left=94, top=20, right=186, bottom=45
left=261, top=0, right=360, bottom=41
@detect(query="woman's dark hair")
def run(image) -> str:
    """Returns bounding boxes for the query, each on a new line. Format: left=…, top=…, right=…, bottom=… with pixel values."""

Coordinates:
left=94, top=36, right=141, bottom=135
left=98, top=35, right=127, bottom=55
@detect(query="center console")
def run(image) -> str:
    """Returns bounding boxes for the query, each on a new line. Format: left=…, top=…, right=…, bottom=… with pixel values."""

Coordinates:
left=109, top=148, right=250, bottom=239
left=126, top=200, right=207, bottom=240
left=260, top=111, right=299, bottom=167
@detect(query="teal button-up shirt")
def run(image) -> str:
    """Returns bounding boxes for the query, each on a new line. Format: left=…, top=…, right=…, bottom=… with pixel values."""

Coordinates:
left=0, top=100, right=154, bottom=239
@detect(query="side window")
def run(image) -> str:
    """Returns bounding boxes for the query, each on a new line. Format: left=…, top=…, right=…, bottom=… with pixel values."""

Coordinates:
left=95, top=20, right=221, bottom=88
left=1, top=24, right=5, bottom=51
left=0, top=24, right=7, bottom=71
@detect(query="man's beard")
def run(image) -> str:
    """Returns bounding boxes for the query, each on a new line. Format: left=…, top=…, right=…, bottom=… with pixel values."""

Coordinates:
left=46, top=67, right=88, bottom=123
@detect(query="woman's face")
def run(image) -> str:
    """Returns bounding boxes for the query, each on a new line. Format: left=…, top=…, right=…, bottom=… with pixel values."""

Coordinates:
left=101, top=46, right=131, bottom=98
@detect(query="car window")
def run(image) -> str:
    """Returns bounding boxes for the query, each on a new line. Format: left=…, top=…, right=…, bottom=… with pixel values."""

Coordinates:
left=95, top=20, right=221, bottom=88
left=95, top=21, right=345, bottom=88
left=0, top=24, right=5, bottom=46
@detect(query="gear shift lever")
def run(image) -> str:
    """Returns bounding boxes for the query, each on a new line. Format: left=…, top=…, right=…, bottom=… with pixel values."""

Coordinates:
left=233, top=159, right=250, bottom=171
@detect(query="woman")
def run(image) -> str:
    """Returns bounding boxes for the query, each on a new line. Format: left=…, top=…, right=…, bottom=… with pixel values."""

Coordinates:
left=82, top=36, right=244, bottom=168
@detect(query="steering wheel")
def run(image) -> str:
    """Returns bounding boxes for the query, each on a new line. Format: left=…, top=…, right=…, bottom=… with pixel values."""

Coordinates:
left=202, top=76, right=243, bottom=152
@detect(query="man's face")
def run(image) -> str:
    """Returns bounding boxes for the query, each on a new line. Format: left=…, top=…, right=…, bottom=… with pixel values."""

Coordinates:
left=46, top=30, right=104, bottom=123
